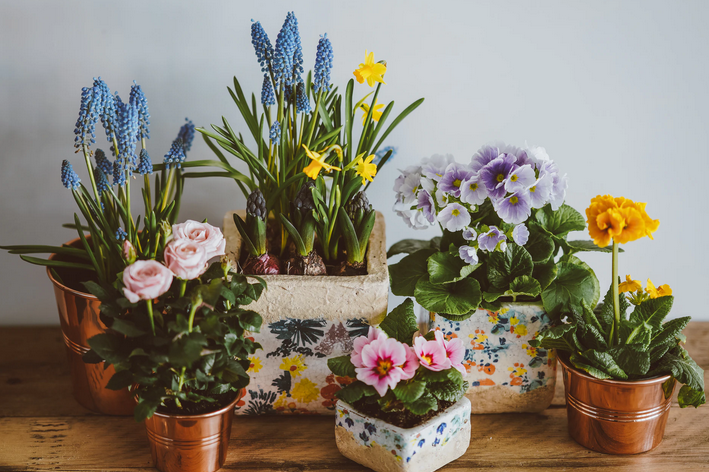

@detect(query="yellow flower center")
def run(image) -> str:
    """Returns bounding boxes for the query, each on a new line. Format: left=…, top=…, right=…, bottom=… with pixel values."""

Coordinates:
left=529, top=186, right=537, bottom=193
left=453, top=179, right=462, bottom=188
left=470, top=183, right=478, bottom=191
left=451, top=209, right=460, bottom=216
left=496, top=174, right=505, bottom=182
left=375, top=359, right=393, bottom=376
left=510, top=174, right=518, bottom=182
left=421, top=354, right=433, bottom=365
left=510, top=196, right=519, bottom=205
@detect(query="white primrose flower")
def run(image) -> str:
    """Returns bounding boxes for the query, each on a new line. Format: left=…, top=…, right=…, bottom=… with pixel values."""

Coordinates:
left=437, top=202, right=471, bottom=232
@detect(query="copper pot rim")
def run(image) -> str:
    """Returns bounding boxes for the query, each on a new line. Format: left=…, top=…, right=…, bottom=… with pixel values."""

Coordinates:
left=558, top=353, right=672, bottom=386
left=46, top=236, right=98, bottom=300
left=149, top=392, right=242, bottom=421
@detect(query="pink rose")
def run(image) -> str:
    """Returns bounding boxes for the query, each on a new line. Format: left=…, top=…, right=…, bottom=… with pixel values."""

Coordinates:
left=122, top=260, right=173, bottom=304
left=172, top=220, right=226, bottom=260
left=351, top=327, right=388, bottom=368
left=434, top=330, right=467, bottom=375
left=164, top=239, right=209, bottom=280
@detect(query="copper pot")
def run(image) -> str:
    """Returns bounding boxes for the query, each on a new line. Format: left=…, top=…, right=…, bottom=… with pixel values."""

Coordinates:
left=48, top=238, right=134, bottom=415
left=559, top=355, right=676, bottom=454
left=144, top=394, right=241, bottom=472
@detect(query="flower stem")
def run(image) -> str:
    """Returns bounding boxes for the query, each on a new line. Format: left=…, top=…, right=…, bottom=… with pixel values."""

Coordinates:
left=175, top=300, right=198, bottom=405
left=179, top=279, right=187, bottom=298
left=81, top=145, right=101, bottom=203
left=161, top=168, right=175, bottom=211
left=610, top=240, right=620, bottom=347
left=145, top=299, right=156, bottom=336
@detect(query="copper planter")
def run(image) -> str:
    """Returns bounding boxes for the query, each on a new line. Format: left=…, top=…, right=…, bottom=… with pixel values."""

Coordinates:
left=144, top=395, right=241, bottom=472
left=559, top=355, right=676, bottom=454
left=48, top=240, right=135, bottom=415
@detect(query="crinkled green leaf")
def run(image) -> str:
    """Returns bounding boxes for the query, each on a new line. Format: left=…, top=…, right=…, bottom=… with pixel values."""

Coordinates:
left=393, top=380, right=425, bottom=403
left=428, top=379, right=467, bottom=402
left=580, top=349, right=628, bottom=380
left=487, top=245, right=534, bottom=290
left=379, top=298, right=419, bottom=345
left=608, top=345, right=651, bottom=376
left=328, top=355, right=357, bottom=378
left=650, top=316, right=691, bottom=350
left=535, top=204, right=586, bottom=238
left=629, top=296, right=674, bottom=331
left=569, top=353, right=613, bottom=380
left=678, top=385, right=706, bottom=408
left=336, top=381, right=377, bottom=404
left=427, top=251, right=479, bottom=284
left=542, top=262, right=599, bottom=320
left=389, top=248, right=435, bottom=297
left=403, top=393, right=438, bottom=415
left=414, top=276, right=481, bottom=315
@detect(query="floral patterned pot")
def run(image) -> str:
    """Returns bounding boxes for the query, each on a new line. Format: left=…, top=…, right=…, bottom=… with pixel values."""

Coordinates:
left=223, top=211, right=388, bottom=415
left=335, top=398, right=471, bottom=472
left=430, top=301, right=556, bottom=413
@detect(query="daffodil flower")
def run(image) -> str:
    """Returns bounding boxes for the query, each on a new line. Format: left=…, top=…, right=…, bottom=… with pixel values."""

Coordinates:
left=353, top=51, right=387, bottom=87
left=352, top=153, right=377, bottom=185
left=302, top=144, right=342, bottom=180
left=360, top=100, right=385, bottom=125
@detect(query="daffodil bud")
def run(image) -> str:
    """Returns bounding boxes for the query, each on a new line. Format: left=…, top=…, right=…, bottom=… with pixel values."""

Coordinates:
left=122, top=239, right=137, bottom=264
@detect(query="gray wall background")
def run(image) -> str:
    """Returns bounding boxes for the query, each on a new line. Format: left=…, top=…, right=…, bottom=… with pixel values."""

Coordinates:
left=1, top=0, right=706, bottom=324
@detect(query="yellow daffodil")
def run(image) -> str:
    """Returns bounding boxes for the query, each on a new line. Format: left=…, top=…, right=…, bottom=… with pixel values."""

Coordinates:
left=360, top=100, right=385, bottom=125
left=619, top=275, right=642, bottom=293
left=353, top=153, right=377, bottom=185
left=302, top=144, right=342, bottom=180
left=646, top=279, right=673, bottom=299
left=353, top=51, right=387, bottom=87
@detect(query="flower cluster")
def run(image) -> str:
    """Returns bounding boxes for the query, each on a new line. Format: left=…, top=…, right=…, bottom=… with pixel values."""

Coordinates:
left=313, top=34, right=333, bottom=93
left=393, top=144, right=566, bottom=264
left=351, top=327, right=464, bottom=396
left=619, top=275, right=672, bottom=305
left=586, top=195, right=659, bottom=247
left=122, top=220, right=226, bottom=302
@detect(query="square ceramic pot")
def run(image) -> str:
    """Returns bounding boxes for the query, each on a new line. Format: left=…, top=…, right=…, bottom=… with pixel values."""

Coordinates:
left=223, top=211, right=388, bottom=415
left=430, top=302, right=556, bottom=413
left=335, top=398, right=471, bottom=472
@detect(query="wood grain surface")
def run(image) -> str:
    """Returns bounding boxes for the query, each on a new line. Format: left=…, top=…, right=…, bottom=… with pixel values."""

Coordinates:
left=1, top=324, right=708, bottom=471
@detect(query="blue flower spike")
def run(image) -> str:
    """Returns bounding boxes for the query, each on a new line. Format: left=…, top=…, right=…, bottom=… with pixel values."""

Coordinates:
left=313, top=34, right=333, bottom=93
left=61, top=160, right=81, bottom=190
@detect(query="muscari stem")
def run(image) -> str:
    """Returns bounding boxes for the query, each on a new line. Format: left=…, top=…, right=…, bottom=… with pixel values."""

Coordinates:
left=161, top=168, right=175, bottom=211
left=145, top=299, right=156, bottom=336
left=611, top=240, right=621, bottom=347
left=81, top=145, right=102, bottom=203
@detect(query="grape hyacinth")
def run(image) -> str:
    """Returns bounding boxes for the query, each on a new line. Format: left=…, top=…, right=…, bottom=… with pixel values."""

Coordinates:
left=129, top=81, right=150, bottom=141
left=269, top=121, right=281, bottom=144
left=374, top=146, right=397, bottom=165
left=94, top=167, right=110, bottom=196
left=115, top=228, right=127, bottom=241
left=94, top=77, right=118, bottom=146
left=116, top=99, right=139, bottom=173
left=295, top=81, right=310, bottom=113
left=313, top=34, right=333, bottom=93
left=136, top=148, right=153, bottom=175
left=261, top=75, right=276, bottom=106
left=94, top=149, right=113, bottom=176
left=273, top=12, right=302, bottom=87
left=164, top=139, right=186, bottom=169
left=60, top=160, right=81, bottom=190
left=73, top=85, right=102, bottom=151
left=177, top=118, right=195, bottom=153
left=112, top=160, right=126, bottom=186
left=251, top=20, right=274, bottom=75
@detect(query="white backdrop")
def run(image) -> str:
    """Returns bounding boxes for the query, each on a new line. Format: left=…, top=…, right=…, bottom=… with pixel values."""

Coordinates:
left=1, top=0, right=707, bottom=324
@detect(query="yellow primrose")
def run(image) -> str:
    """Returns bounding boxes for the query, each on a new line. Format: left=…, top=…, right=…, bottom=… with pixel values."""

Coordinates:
left=619, top=275, right=642, bottom=293
left=646, top=279, right=673, bottom=299
left=353, top=51, right=387, bottom=87
left=353, top=153, right=378, bottom=185
left=360, top=100, right=385, bottom=125
left=302, top=144, right=342, bottom=180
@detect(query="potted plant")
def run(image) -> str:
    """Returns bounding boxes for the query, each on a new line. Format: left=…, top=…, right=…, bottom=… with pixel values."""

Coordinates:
left=1, top=77, right=195, bottom=414
left=184, top=12, right=423, bottom=414
left=328, top=299, right=471, bottom=472
left=387, top=144, right=605, bottom=413
left=532, top=195, right=705, bottom=454
left=83, top=220, right=265, bottom=472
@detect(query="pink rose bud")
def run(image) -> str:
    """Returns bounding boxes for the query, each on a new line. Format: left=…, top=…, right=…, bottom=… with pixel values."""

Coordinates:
left=122, top=260, right=173, bottom=304
left=172, top=220, right=226, bottom=260
left=123, top=240, right=137, bottom=264
left=164, top=238, right=209, bottom=280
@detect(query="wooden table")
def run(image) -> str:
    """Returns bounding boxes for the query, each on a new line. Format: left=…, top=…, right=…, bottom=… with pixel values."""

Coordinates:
left=1, top=324, right=707, bottom=472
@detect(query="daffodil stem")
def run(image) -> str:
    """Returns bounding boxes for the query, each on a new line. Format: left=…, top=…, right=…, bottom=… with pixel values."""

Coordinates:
left=356, top=83, right=381, bottom=157
left=304, top=90, right=323, bottom=150
left=610, top=240, right=620, bottom=347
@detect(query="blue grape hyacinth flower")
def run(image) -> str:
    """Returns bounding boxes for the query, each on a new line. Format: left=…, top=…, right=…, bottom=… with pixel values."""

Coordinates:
left=93, top=77, right=118, bottom=146
left=273, top=12, right=302, bottom=87
left=251, top=20, right=274, bottom=75
left=115, top=228, right=127, bottom=241
left=130, top=81, right=150, bottom=141
left=136, top=148, right=153, bottom=175
left=177, top=119, right=195, bottom=153
left=164, top=139, right=186, bottom=169
left=94, top=167, right=110, bottom=196
left=313, top=34, right=333, bottom=93
left=261, top=76, right=276, bottom=106
left=112, top=159, right=126, bottom=186
left=73, top=85, right=102, bottom=151
left=116, top=99, right=139, bottom=173
left=61, top=160, right=81, bottom=190
left=269, top=121, right=281, bottom=144
left=296, top=81, right=310, bottom=114
left=94, top=148, right=113, bottom=176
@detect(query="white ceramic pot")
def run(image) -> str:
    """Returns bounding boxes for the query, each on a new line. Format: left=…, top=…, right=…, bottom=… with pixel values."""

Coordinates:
left=430, top=302, right=556, bottom=413
left=335, top=398, right=471, bottom=472
left=223, top=211, right=389, bottom=415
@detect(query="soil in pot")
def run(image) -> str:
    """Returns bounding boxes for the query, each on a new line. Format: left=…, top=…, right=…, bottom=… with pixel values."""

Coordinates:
left=158, top=391, right=238, bottom=416
left=351, top=398, right=455, bottom=428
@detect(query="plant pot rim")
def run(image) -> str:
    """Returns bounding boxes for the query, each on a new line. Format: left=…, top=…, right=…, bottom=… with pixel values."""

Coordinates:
left=47, top=236, right=97, bottom=301
left=149, top=392, right=242, bottom=420
left=336, top=397, right=470, bottom=433
left=558, top=354, right=672, bottom=386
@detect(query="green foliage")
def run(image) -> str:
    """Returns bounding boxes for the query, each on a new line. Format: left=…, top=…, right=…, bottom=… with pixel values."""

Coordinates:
left=379, top=298, right=419, bottom=344
left=533, top=283, right=705, bottom=408
left=84, top=262, right=266, bottom=422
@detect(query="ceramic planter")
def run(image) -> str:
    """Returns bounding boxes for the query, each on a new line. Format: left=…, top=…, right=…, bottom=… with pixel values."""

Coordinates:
left=430, top=301, right=556, bottom=413
left=48, top=240, right=134, bottom=415
left=144, top=394, right=241, bottom=472
left=335, top=398, right=471, bottom=472
left=223, top=210, right=388, bottom=415
left=559, top=355, right=676, bottom=454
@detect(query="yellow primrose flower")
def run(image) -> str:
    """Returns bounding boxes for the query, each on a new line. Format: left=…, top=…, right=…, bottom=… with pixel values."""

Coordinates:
left=619, top=275, right=642, bottom=293
left=646, top=279, right=673, bottom=299
left=247, top=356, right=262, bottom=373
left=353, top=153, right=377, bottom=185
left=291, top=378, right=320, bottom=403
left=280, top=354, right=307, bottom=377
left=302, top=144, right=342, bottom=180
left=360, top=100, right=385, bottom=125
left=353, top=51, right=387, bottom=87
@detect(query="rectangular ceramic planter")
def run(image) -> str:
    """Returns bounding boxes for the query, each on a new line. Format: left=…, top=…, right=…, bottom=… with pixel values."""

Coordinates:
left=430, top=301, right=556, bottom=413
left=335, top=398, right=471, bottom=472
left=223, top=210, right=388, bottom=415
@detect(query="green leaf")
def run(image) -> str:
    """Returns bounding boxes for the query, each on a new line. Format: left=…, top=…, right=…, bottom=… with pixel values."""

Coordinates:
left=507, top=276, right=542, bottom=299
left=542, top=262, right=599, bottom=320
left=106, top=370, right=134, bottom=391
left=387, top=238, right=439, bottom=258
left=597, top=280, right=630, bottom=332
left=649, top=316, right=691, bottom=350
left=530, top=324, right=575, bottom=351
left=678, top=385, right=706, bottom=408
left=487, top=245, right=534, bottom=290
left=379, top=299, right=419, bottom=345
left=134, top=398, right=159, bottom=422
left=428, top=379, right=467, bottom=402
left=328, top=355, right=357, bottom=378
left=87, top=333, right=125, bottom=366
left=651, top=347, right=705, bottom=392
left=535, top=204, right=586, bottom=238
left=427, top=251, right=478, bottom=284
left=609, top=345, right=651, bottom=376
left=389, top=248, right=435, bottom=297
left=418, top=366, right=463, bottom=384
left=564, top=240, right=623, bottom=253
left=393, top=380, right=426, bottom=403
left=569, top=353, right=613, bottom=380
left=238, top=311, right=263, bottom=333
left=483, top=291, right=504, bottom=303
left=110, top=318, right=147, bottom=338
left=336, top=381, right=377, bottom=404
left=580, top=349, right=628, bottom=380
left=524, top=229, right=555, bottom=263
left=533, top=261, right=558, bottom=290
left=414, top=277, right=482, bottom=315
left=629, top=296, right=674, bottom=331
left=168, top=332, right=208, bottom=368
left=403, top=393, right=438, bottom=415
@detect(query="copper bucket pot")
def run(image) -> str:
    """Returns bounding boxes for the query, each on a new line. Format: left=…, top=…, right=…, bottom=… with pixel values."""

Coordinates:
left=559, top=355, right=676, bottom=454
left=144, top=394, right=241, bottom=472
left=48, top=239, right=135, bottom=415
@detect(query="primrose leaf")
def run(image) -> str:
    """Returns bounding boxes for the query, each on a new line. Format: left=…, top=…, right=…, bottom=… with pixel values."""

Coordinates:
left=651, top=347, right=705, bottom=392
left=649, top=316, right=691, bottom=350
left=532, top=260, right=557, bottom=290
left=393, top=380, right=426, bottom=403
left=629, top=296, right=674, bottom=331
left=608, top=345, right=651, bottom=376
left=542, top=262, right=599, bottom=320
left=328, top=355, right=357, bottom=378
left=336, top=381, right=377, bottom=404
left=389, top=248, right=435, bottom=297
left=524, top=227, right=555, bottom=263
left=580, top=349, right=628, bottom=380
left=403, top=393, right=438, bottom=415
left=379, top=298, right=419, bottom=344
left=569, top=352, right=613, bottom=380
left=535, top=204, right=586, bottom=238
left=427, top=251, right=478, bottom=284
left=507, top=275, right=542, bottom=299
left=487, top=245, right=534, bottom=290
left=678, top=385, right=706, bottom=408
left=387, top=238, right=439, bottom=258
left=414, top=276, right=481, bottom=316
left=428, top=379, right=467, bottom=402
left=529, top=323, right=575, bottom=351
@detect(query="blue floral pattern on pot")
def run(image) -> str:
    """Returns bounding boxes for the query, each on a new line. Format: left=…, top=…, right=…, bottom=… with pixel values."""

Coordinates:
left=430, top=302, right=557, bottom=401
left=236, top=317, right=369, bottom=415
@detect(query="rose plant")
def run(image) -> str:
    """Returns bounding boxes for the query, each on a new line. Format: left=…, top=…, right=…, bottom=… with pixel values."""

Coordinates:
left=388, top=144, right=606, bottom=322
left=83, top=220, right=267, bottom=421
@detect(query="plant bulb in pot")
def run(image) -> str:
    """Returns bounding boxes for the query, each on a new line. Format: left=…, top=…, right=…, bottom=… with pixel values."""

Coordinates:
left=336, top=191, right=374, bottom=276
left=236, top=189, right=281, bottom=275
left=280, top=182, right=327, bottom=275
